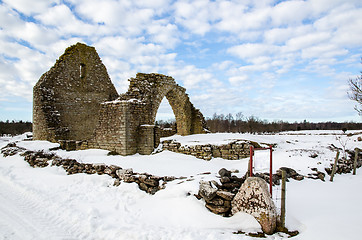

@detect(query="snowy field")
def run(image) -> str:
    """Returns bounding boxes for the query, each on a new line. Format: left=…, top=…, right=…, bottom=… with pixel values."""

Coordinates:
left=0, top=130, right=361, bottom=240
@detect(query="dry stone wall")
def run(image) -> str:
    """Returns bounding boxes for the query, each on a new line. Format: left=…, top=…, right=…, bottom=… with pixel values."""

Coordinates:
left=162, top=140, right=258, bottom=160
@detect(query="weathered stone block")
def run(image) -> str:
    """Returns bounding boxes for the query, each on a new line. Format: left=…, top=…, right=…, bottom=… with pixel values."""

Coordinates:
left=231, top=177, right=277, bottom=235
left=216, top=190, right=235, bottom=200
left=198, top=180, right=217, bottom=201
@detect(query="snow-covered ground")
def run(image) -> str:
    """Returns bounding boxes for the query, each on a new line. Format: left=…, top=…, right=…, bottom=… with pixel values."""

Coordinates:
left=0, top=130, right=361, bottom=240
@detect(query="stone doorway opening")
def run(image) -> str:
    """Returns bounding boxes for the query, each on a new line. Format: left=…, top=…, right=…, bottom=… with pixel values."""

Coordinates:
left=155, top=98, right=177, bottom=138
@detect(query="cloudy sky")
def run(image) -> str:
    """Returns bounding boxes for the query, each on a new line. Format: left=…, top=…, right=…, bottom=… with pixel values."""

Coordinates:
left=0, top=0, right=361, bottom=123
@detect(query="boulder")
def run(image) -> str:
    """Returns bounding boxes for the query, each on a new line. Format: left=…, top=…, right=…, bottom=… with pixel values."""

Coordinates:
left=231, top=177, right=277, bottom=235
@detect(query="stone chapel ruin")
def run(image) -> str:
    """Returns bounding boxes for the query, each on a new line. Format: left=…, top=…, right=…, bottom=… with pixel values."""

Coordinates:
left=33, top=43, right=207, bottom=155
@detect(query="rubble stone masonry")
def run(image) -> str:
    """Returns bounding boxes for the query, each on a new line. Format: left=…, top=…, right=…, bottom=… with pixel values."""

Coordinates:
left=33, top=43, right=208, bottom=155
left=33, top=43, right=118, bottom=142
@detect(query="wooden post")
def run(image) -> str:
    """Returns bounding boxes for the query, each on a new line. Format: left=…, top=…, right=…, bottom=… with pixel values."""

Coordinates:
left=330, top=151, right=340, bottom=182
left=353, top=148, right=359, bottom=175
left=280, top=169, right=286, bottom=228
left=269, top=145, right=273, bottom=197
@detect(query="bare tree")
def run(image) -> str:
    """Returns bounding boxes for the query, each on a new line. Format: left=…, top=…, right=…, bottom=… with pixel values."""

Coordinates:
left=235, top=112, right=243, bottom=121
left=225, top=113, right=234, bottom=132
left=235, top=112, right=244, bottom=133
left=348, top=61, right=362, bottom=115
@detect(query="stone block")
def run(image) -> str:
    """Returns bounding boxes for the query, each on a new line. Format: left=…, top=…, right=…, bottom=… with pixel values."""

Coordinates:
left=231, top=177, right=277, bottom=235
left=198, top=180, right=217, bottom=201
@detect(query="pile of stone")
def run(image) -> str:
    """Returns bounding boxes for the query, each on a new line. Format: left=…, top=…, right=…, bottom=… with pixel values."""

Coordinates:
left=274, top=167, right=305, bottom=182
left=115, top=168, right=175, bottom=195
left=196, top=168, right=246, bottom=216
left=162, top=140, right=261, bottom=160
left=197, top=168, right=278, bottom=234
left=22, top=150, right=55, bottom=168
left=53, top=156, right=170, bottom=195
left=1, top=143, right=26, bottom=157
left=1, top=143, right=178, bottom=195
left=196, top=166, right=309, bottom=217
left=307, top=168, right=325, bottom=181
left=249, top=167, right=305, bottom=186
left=325, top=149, right=362, bottom=175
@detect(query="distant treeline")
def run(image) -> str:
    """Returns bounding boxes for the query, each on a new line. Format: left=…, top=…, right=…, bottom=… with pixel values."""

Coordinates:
left=1, top=115, right=361, bottom=137
left=157, top=112, right=362, bottom=133
left=0, top=120, right=32, bottom=136
left=206, top=113, right=362, bottom=133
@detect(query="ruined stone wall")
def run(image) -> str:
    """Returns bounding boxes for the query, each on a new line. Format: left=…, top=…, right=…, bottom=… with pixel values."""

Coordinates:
left=89, top=100, right=144, bottom=155
left=118, top=73, right=208, bottom=136
left=33, top=43, right=208, bottom=155
left=162, top=140, right=253, bottom=160
left=33, top=43, right=118, bottom=142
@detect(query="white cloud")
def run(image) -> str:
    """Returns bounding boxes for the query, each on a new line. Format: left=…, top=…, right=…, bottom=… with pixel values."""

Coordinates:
left=214, top=2, right=249, bottom=32
left=166, top=64, right=214, bottom=89
left=284, top=32, right=331, bottom=52
left=35, top=4, right=99, bottom=37
left=227, top=43, right=279, bottom=60
left=0, top=6, right=59, bottom=49
left=0, top=57, right=33, bottom=100
left=264, top=25, right=314, bottom=45
left=212, top=61, right=234, bottom=71
left=146, top=21, right=179, bottom=48
left=229, top=75, right=248, bottom=85
left=301, top=44, right=348, bottom=59
left=173, top=0, right=215, bottom=35
left=2, top=0, right=58, bottom=15
left=270, top=1, right=309, bottom=26
left=67, top=0, right=158, bottom=37
left=0, top=0, right=361, bottom=122
left=315, top=7, right=362, bottom=47
left=95, top=36, right=164, bottom=59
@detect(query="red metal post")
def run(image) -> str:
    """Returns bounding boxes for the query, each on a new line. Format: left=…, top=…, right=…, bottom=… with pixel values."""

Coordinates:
left=269, top=145, right=273, bottom=197
left=249, top=146, right=253, bottom=177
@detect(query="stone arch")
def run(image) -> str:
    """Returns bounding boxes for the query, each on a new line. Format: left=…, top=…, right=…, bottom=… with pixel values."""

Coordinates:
left=118, top=73, right=207, bottom=136
left=158, top=87, right=193, bottom=136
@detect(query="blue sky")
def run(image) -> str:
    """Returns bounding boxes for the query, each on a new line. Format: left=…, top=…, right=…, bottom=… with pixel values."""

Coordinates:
left=0, top=0, right=361, bottom=123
